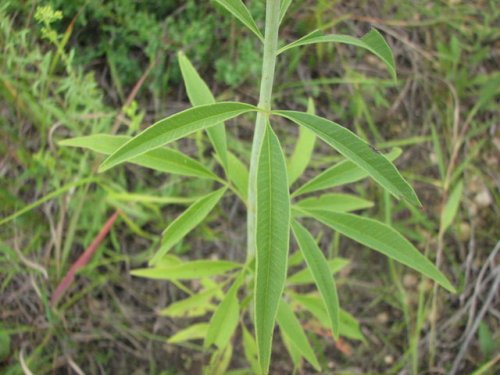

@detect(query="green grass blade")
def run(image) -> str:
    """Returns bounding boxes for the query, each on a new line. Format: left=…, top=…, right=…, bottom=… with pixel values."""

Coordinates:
left=287, top=98, right=316, bottom=186
left=291, top=221, right=340, bottom=339
left=60, top=134, right=216, bottom=179
left=294, top=193, right=373, bottom=214
left=307, top=210, right=456, bottom=292
left=0, top=177, right=96, bottom=226
left=178, top=51, right=228, bottom=169
left=255, top=124, right=290, bottom=374
left=278, top=29, right=396, bottom=80
left=131, top=260, right=241, bottom=280
left=275, top=111, right=420, bottom=206
left=99, top=102, right=256, bottom=172
left=150, top=188, right=227, bottom=264
left=293, top=148, right=401, bottom=196
left=276, top=299, right=321, bottom=371
left=215, top=0, right=264, bottom=42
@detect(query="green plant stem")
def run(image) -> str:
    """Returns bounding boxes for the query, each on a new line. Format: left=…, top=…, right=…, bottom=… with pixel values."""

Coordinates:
left=247, top=0, right=281, bottom=260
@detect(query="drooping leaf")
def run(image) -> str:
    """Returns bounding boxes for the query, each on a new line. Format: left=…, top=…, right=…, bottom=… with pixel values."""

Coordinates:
left=227, top=151, right=249, bottom=202
left=291, top=293, right=364, bottom=341
left=178, top=51, right=228, bottom=169
left=204, top=276, right=242, bottom=349
left=215, top=0, right=264, bottom=41
left=168, top=323, right=209, bottom=344
left=440, top=181, right=463, bottom=233
left=294, top=193, right=373, bottom=215
left=287, top=257, right=349, bottom=285
left=293, top=148, right=401, bottom=196
left=278, top=29, right=396, bottom=80
left=275, top=111, right=420, bottom=206
left=99, top=102, right=256, bottom=172
left=254, top=124, right=291, bottom=374
left=60, top=134, right=216, bottom=179
left=305, top=210, right=456, bottom=292
left=287, top=98, right=316, bottom=186
left=150, top=188, right=226, bottom=264
left=291, top=221, right=340, bottom=339
left=131, top=260, right=241, bottom=280
left=276, top=299, right=321, bottom=371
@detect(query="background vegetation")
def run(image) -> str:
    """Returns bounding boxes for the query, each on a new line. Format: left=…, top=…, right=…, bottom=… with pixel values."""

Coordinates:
left=0, top=0, right=498, bottom=374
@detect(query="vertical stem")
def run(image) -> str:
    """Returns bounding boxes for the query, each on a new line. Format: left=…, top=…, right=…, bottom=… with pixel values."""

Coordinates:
left=247, top=0, right=281, bottom=259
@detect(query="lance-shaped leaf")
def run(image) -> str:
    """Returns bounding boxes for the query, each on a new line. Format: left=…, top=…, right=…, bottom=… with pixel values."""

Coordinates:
left=291, top=221, right=340, bottom=339
left=275, top=111, right=420, bottom=206
left=255, top=124, right=290, bottom=374
left=160, top=288, right=219, bottom=318
left=291, top=293, right=364, bottom=341
left=276, top=299, right=321, bottom=371
left=150, top=188, right=227, bottom=264
left=131, top=260, right=241, bottom=280
left=168, top=323, right=209, bottom=344
left=226, top=151, right=249, bottom=202
left=279, top=0, right=293, bottom=25
left=294, top=193, right=373, bottom=215
left=278, top=29, right=396, bottom=80
left=305, top=210, right=456, bottom=292
left=440, top=181, right=463, bottom=233
left=287, top=98, right=316, bottom=186
left=215, top=0, right=264, bottom=42
left=60, top=134, right=216, bottom=179
left=204, top=276, right=242, bottom=349
left=178, top=51, right=228, bottom=169
left=287, top=257, right=349, bottom=286
left=99, top=102, right=256, bottom=172
left=293, top=148, right=401, bottom=196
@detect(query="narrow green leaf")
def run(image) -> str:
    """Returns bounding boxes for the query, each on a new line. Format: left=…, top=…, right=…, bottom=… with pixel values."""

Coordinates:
left=440, top=181, right=463, bottom=233
left=291, top=221, right=340, bottom=339
left=279, top=0, right=293, bottom=25
left=131, top=260, right=241, bottom=280
left=294, top=148, right=401, bottom=196
left=294, top=193, right=373, bottom=215
left=287, top=98, right=316, bottom=185
left=280, top=330, right=302, bottom=370
left=287, top=257, right=349, bottom=285
left=255, top=124, right=291, bottom=374
left=62, top=134, right=216, bottom=179
left=278, top=29, right=396, bottom=80
left=306, top=210, right=456, bottom=292
left=106, top=192, right=197, bottom=206
left=168, top=323, right=209, bottom=344
left=215, top=0, right=264, bottom=42
left=150, top=188, right=226, bottom=264
left=242, top=324, right=260, bottom=375
left=291, top=293, right=364, bottom=341
left=276, top=299, right=321, bottom=371
left=204, top=277, right=242, bottom=349
left=206, top=343, right=233, bottom=375
left=178, top=51, right=228, bottom=169
left=160, top=288, right=218, bottom=317
left=275, top=111, right=420, bottom=206
left=99, top=102, right=256, bottom=172
left=227, top=151, right=249, bottom=202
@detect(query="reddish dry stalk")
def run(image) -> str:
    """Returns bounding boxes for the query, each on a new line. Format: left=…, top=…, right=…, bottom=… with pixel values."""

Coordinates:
left=51, top=210, right=120, bottom=306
